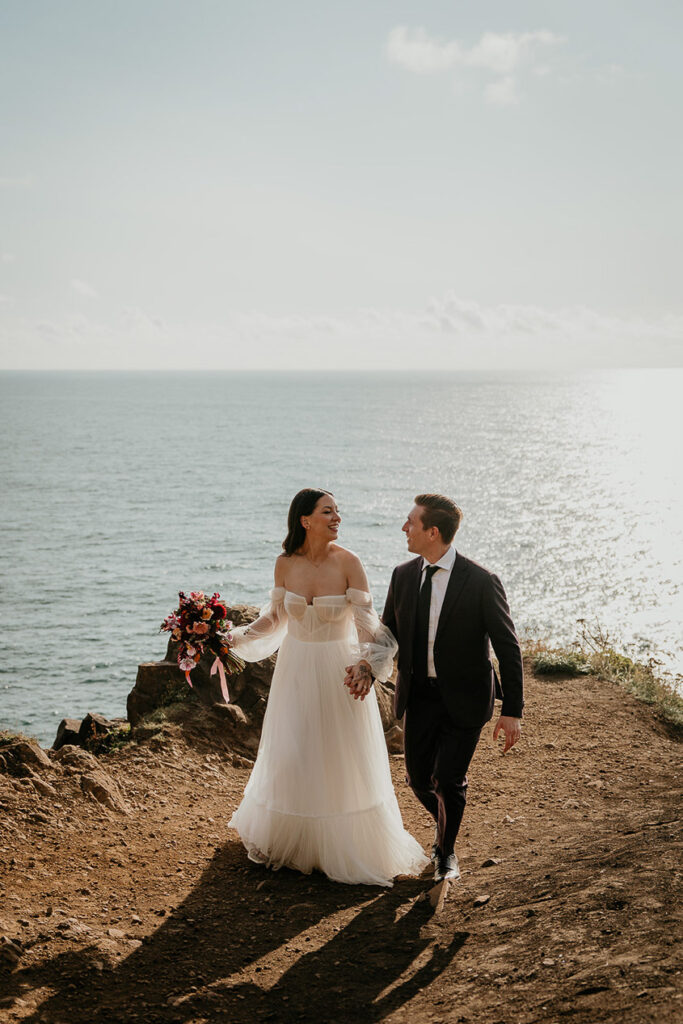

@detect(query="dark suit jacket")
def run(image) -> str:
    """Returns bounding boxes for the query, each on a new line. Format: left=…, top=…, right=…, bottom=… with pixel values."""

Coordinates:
left=382, top=552, right=524, bottom=729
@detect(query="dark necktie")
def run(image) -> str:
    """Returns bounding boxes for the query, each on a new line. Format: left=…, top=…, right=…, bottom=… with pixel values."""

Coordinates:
left=413, top=565, right=439, bottom=683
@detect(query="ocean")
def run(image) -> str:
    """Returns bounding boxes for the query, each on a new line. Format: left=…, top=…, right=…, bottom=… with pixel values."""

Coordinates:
left=2, top=369, right=681, bottom=746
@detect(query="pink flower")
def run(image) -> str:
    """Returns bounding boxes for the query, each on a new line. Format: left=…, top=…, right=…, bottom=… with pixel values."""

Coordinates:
left=185, top=644, right=197, bottom=658
left=179, top=656, right=195, bottom=672
left=192, top=621, right=209, bottom=635
left=190, top=591, right=205, bottom=602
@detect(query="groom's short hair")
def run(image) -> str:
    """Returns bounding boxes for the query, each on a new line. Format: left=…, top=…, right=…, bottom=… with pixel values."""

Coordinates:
left=414, top=494, right=462, bottom=544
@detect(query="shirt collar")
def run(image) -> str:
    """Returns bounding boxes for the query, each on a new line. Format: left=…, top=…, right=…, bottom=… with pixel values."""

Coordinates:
left=421, top=546, right=456, bottom=574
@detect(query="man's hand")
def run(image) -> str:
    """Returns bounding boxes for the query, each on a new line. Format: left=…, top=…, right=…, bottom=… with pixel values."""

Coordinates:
left=344, top=661, right=374, bottom=700
left=492, top=715, right=521, bottom=753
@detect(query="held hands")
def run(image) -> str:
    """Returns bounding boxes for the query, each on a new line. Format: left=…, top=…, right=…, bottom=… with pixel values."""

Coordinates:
left=492, top=715, right=522, bottom=754
left=344, top=660, right=374, bottom=700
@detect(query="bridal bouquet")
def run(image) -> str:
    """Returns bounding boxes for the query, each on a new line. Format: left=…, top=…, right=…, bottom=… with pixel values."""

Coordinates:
left=160, top=591, right=244, bottom=703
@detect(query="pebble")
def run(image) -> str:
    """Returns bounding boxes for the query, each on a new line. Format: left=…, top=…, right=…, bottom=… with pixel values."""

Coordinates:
left=473, top=895, right=491, bottom=907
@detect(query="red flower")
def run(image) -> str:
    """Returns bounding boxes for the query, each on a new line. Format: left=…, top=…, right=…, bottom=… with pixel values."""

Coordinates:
left=213, top=603, right=228, bottom=619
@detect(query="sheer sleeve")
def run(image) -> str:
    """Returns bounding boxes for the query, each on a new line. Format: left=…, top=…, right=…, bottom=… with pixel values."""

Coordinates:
left=229, top=587, right=288, bottom=662
left=347, top=587, right=398, bottom=683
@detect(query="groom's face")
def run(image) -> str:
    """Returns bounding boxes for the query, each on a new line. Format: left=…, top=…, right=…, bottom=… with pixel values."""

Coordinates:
left=402, top=505, right=430, bottom=555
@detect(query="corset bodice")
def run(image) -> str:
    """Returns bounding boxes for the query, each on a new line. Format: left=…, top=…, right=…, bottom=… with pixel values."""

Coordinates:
left=279, top=588, right=357, bottom=643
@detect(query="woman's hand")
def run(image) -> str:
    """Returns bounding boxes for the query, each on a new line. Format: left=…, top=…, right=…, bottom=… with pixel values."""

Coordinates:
left=344, top=660, right=374, bottom=700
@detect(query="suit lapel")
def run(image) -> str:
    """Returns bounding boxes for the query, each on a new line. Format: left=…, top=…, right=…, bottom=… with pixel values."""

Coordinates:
left=435, top=554, right=469, bottom=640
left=401, top=557, right=423, bottom=652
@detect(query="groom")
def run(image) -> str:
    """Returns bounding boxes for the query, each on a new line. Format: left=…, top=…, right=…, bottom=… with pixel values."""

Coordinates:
left=348, top=493, right=524, bottom=882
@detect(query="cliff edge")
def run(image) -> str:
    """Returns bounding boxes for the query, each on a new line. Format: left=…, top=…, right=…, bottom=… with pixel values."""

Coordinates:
left=0, top=661, right=681, bottom=1024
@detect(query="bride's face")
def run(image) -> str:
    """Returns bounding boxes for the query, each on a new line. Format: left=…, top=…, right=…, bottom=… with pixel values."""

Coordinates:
left=302, top=494, right=341, bottom=541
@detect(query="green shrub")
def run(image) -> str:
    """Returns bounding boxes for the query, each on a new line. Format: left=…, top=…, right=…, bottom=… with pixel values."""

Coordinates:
left=533, top=650, right=591, bottom=676
left=527, top=623, right=683, bottom=733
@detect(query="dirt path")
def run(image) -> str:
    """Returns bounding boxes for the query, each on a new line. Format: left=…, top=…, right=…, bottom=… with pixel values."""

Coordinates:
left=1, top=663, right=681, bottom=1023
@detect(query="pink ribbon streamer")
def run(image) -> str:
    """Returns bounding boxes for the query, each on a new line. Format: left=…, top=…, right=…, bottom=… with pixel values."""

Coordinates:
left=211, top=656, right=230, bottom=704
left=185, top=670, right=193, bottom=688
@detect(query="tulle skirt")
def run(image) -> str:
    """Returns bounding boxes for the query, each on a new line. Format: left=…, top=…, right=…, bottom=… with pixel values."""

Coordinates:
left=229, top=633, right=428, bottom=886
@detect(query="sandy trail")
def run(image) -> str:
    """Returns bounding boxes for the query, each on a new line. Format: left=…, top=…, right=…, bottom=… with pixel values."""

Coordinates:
left=1, top=664, right=681, bottom=1023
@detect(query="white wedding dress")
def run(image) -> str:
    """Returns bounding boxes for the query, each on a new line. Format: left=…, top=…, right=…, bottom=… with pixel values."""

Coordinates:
left=228, top=587, right=428, bottom=886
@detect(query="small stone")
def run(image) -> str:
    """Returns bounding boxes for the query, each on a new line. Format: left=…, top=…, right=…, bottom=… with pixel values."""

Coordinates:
left=481, top=857, right=502, bottom=868
left=542, top=958, right=555, bottom=966
left=502, top=815, right=516, bottom=823
left=0, top=936, right=23, bottom=966
left=212, top=703, right=247, bottom=726
left=473, top=895, right=491, bottom=907
left=31, top=777, right=58, bottom=798
left=231, top=754, right=254, bottom=769
left=107, top=927, right=126, bottom=939
left=285, top=902, right=317, bottom=916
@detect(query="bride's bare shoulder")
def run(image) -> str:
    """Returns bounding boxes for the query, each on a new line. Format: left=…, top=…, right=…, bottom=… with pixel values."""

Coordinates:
left=332, top=544, right=360, bottom=565
left=335, top=547, right=369, bottom=590
left=273, top=554, right=289, bottom=586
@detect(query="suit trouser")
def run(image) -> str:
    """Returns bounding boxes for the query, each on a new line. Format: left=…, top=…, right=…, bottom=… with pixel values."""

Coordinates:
left=404, top=678, right=482, bottom=857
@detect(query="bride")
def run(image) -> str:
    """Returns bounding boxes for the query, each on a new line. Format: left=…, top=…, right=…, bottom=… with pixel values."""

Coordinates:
left=228, top=488, right=428, bottom=887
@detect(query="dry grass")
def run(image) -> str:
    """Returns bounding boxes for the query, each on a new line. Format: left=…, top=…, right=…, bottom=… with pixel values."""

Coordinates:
left=523, top=622, right=683, bottom=734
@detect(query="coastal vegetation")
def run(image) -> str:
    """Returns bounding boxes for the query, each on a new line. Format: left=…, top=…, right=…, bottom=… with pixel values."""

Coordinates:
left=527, top=621, right=683, bottom=732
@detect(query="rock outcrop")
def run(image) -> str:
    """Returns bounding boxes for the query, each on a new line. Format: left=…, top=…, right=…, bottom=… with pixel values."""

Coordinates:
left=53, top=718, right=82, bottom=750
left=0, top=739, right=54, bottom=777
left=126, top=603, right=404, bottom=754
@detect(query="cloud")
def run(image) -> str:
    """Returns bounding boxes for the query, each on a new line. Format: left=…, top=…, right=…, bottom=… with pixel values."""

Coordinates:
left=465, top=30, right=561, bottom=75
left=3, top=294, right=681, bottom=370
left=70, top=278, right=99, bottom=298
left=385, top=26, right=462, bottom=75
left=385, top=25, right=564, bottom=104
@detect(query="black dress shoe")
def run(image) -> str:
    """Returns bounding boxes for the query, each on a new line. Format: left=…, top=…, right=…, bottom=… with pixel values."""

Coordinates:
left=434, top=851, right=460, bottom=882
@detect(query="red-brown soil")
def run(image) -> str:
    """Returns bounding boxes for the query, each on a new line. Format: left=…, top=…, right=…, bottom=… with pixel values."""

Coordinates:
left=1, top=663, right=681, bottom=1023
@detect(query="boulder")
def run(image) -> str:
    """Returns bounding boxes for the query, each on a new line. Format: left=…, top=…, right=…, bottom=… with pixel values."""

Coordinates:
left=127, top=660, right=187, bottom=727
left=52, top=745, right=99, bottom=772
left=0, top=740, right=52, bottom=776
left=52, top=718, right=82, bottom=751
left=373, top=678, right=397, bottom=733
left=80, top=771, right=129, bottom=814
left=77, top=713, right=127, bottom=751
left=127, top=604, right=271, bottom=730
left=129, top=603, right=402, bottom=753
left=384, top=725, right=404, bottom=755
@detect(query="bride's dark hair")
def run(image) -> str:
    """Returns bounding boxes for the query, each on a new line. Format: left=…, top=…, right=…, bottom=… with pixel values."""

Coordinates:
left=282, top=488, right=334, bottom=556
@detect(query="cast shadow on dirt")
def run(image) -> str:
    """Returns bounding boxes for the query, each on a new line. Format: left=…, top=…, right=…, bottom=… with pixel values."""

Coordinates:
left=8, top=840, right=468, bottom=1023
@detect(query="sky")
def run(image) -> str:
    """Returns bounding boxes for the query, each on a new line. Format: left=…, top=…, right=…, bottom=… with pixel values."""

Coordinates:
left=1, top=0, right=682, bottom=370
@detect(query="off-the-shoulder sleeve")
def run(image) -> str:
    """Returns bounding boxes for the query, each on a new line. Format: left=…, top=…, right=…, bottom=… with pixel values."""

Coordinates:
left=230, top=587, right=288, bottom=662
left=347, top=587, right=398, bottom=683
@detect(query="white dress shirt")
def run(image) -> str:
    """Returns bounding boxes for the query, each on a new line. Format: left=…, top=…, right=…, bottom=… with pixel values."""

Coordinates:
left=419, top=546, right=456, bottom=678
